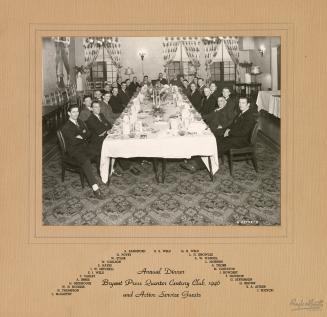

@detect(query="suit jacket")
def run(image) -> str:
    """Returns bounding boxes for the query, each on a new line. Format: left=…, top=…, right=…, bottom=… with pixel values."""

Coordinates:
left=159, top=78, right=168, bottom=85
left=99, top=101, right=116, bottom=125
left=170, top=79, right=179, bottom=86
left=128, top=82, right=139, bottom=96
left=225, top=96, right=237, bottom=114
left=204, top=104, right=236, bottom=135
left=61, top=119, right=94, bottom=164
left=109, top=94, right=124, bottom=114
left=86, top=113, right=112, bottom=153
left=200, top=95, right=217, bottom=116
left=182, top=86, right=191, bottom=97
left=228, top=109, right=256, bottom=140
left=119, top=89, right=130, bottom=106
left=188, top=90, right=202, bottom=111
left=78, top=107, right=92, bottom=122
left=198, top=84, right=206, bottom=96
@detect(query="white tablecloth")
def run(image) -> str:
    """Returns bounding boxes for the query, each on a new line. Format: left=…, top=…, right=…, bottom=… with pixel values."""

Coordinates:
left=256, top=90, right=281, bottom=118
left=100, top=91, right=219, bottom=183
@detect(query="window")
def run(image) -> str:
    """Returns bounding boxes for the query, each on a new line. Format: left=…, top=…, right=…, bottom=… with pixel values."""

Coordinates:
left=210, top=61, right=236, bottom=82
left=91, top=62, right=106, bottom=82
left=167, top=61, right=194, bottom=82
left=90, top=48, right=117, bottom=84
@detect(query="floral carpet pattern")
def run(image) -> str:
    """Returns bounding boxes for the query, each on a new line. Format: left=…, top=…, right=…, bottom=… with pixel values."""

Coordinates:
left=43, top=138, right=280, bottom=226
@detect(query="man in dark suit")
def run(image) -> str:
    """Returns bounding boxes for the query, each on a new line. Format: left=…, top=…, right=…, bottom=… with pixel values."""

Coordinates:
left=188, top=82, right=202, bottom=111
left=209, top=82, right=219, bottom=100
left=222, top=87, right=237, bottom=114
left=109, top=87, right=124, bottom=114
left=119, top=82, right=130, bottom=106
left=197, top=78, right=206, bottom=96
left=79, top=95, right=93, bottom=122
left=61, top=104, right=104, bottom=199
left=158, top=72, right=168, bottom=85
left=94, top=90, right=102, bottom=102
left=181, top=97, right=256, bottom=173
left=100, top=92, right=118, bottom=125
left=182, top=79, right=191, bottom=96
left=215, top=97, right=256, bottom=155
left=129, top=76, right=140, bottom=96
left=200, top=87, right=217, bottom=116
left=86, top=100, right=112, bottom=155
left=203, top=96, right=236, bottom=136
left=170, top=73, right=179, bottom=86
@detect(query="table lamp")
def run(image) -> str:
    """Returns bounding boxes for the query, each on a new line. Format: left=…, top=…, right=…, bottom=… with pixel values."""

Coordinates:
left=251, top=66, right=261, bottom=83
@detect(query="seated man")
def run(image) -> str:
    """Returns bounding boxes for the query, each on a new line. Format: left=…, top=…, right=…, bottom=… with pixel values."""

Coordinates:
left=128, top=76, right=140, bottom=96
left=79, top=95, right=93, bottom=122
left=158, top=72, right=168, bottom=85
left=61, top=105, right=104, bottom=199
left=209, top=82, right=219, bottom=100
left=197, top=78, right=206, bottom=96
left=116, top=76, right=122, bottom=90
left=101, top=83, right=111, bottom=95
left=142, top=75, right=151, bottom=86
left=222, top=87, right=237, bottom=113
left=109, top=87, right=124, bottom=114
left=188, top=82, right=202, bottom=111
left=86, top=100, right=112, bottom=155
left=203, top=96, right=236, bottom=135
left=100, top=92, right=117, bottom=125
left=170, top=73, right=179, bottom=86
left=182, top=79, right=191, bottom=96
left=94, top=90, right=102, bottom=101
left=215, top=96, right=256, bottom=156
left=181, top=97, right=255, bottom=173
left=119, top=81, right=130, bottom=106
left=199, top=87, right=217, bottom=116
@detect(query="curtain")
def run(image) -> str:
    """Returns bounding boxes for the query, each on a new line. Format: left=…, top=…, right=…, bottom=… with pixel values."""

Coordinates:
left=52, top=37, right=71, bottom=86
left=104, top=37, right=122, bottom=71
left=162, top=37, right=201, bottom=75
left=163, top=38, right=179, bottom=71
left=222, top=37, right=240, bottom=81
left=203, top=41, right=219, bottom=81
left=203, top=37, right=240, bottom=82
left=182, top=38, right=201, bottom=69
left=83, top=38, right=100, bottom=68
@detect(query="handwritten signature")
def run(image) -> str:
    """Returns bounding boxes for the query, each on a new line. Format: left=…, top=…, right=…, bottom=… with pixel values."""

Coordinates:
left=290, top=298, right=324, bottom=311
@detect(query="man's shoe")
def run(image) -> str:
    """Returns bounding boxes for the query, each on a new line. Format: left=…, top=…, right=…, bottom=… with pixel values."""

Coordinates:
left=130, top=167, right=141, bottom=175
left=113, top=170, right=123, bottom=177
left=93, top=189, right=105, bottom=199
left=180, top=162, right=197, bottom=173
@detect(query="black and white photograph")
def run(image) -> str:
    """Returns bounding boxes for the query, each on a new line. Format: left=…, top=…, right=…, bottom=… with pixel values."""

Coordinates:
left=42, top=36, right=281, bottom=226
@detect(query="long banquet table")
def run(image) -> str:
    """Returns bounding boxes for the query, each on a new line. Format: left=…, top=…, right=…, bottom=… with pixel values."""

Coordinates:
left=99, top=88, right=219, bottom=184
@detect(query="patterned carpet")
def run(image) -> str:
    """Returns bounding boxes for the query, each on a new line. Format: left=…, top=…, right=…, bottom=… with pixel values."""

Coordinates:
left=42, top=137, right=280, bottom=226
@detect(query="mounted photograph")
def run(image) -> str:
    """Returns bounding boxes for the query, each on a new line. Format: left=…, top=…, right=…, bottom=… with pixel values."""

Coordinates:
left=42, top=36, right=281, bottom=226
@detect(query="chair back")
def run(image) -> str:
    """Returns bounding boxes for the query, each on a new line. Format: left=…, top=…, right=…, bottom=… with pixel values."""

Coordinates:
left=56, top=130, right=67, bottom=154
left=250, top=121, right=260, bottom=145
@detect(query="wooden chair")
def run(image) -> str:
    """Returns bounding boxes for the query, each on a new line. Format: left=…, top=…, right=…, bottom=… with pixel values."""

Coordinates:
left=56, top=130, right=85, bottom=188
left=227, top=122, right=260, bottom=176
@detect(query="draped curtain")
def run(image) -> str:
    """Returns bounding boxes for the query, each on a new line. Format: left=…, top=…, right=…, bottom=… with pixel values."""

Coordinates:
left=104, top=37, right=122, bottom=70
left=203, top=37, right=240, bottom=81
left=83, top=38, right=100, bottom=67
left=163, top=38, right=179, bottom=72
left=52, top=37, right=71, bottom=86
left=203, top=41, right=219, bottom=81
left=223, top=37, right=240, bottom=81
left=162, top=37, right=201, bottom=74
